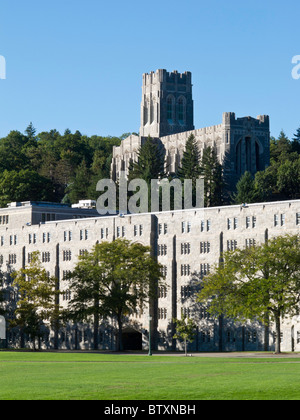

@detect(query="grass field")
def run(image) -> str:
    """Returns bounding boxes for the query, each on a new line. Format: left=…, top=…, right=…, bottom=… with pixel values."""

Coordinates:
left=1, top=351, right=300, bottom=400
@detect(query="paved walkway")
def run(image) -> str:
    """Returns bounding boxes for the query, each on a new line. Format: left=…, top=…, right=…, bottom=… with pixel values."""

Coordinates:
left=45, top=350, right=300, bottom=358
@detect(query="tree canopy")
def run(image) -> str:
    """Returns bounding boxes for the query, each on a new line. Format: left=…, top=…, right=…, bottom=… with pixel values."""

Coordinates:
left=197, top=234, right=300, bottom=353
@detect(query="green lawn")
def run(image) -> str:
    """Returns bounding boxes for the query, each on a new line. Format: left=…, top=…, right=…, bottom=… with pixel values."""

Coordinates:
left=1, top=352, right=300, bottom=400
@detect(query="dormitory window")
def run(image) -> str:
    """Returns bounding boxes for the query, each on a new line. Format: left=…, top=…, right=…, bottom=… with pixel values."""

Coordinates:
left=201, top=220, right=211, bottom=232
left=158, top=223, right=168, bottom=235
left=245, top=239, right=256, bottom=248
left=158, top=308, right=167, bottom=320
left=200, top=241, right=210, bottom=254
left=63, top=250, right=72, bottom=261
left=181, top=243, right=191, bottom=255
left=181, top=286, right=192, bottom=299
left=234, top=217, right=238, bottom=229
left=200, top=263, right=210, bottom=278
left=181, top=264, right=191, bottom=276
left=28, top=253, right=33, bottom=263
left=134, top=225, right=143, bottom=237
left=158, top=286, right=167, bottom=299
left=64, top=231, right=73, bottom=241
left=199, top=306, right=210, bottom=320
left=116, top=226, right=125, bottom=238
left=62, top=270, right=71, bottom=280
left=246, top=217, right=251, bottom=229
left=79, top=249, right=88, bottom=257
left=0, top=255, right=3, bottom=265
left=158, top=245, right=167, bottom=256
left=62, top=290, right=72, bottom=301
left=0, top=236, right=3, bottom=246
left=160, top=265, right=167, bottom=277
left=227, top=219, right=232, bottom=230
left=0, top=215, right=9, bottom=224
left=100, top=228, right=109, bottom=239
left=42, top=252, right=50, bottom=263
left=181, top=307, right=191, bottom=319
left=227, top=240, right=237, bottom=251
left=29, top=233, right=37, bottom=244
left=182, top=221, right=191, bottom=233
left=296, top=213, right=300, bottom=225
left=274, top=214, right=279, bottom=227
left=10, top=235, right=17, bottom=246
left=42, top=233, right=51, bottom=243
left=8, top=254, right=16, bottom=265
left=252, top=216, right=257, bottom=228
left=281, top=214, right=285, bottom=226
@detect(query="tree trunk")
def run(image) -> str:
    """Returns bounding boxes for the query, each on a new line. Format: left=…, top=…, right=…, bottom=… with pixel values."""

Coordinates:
left=93, top=311, right=99, bottom=351
left=275, top=313, right=281, bottom=354
left=184, top=338, right=187, bottom=356
left=117, top=315, right=123, bottom=352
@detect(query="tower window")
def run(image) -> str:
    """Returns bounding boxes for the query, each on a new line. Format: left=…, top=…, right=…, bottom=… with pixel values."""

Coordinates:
left=167, top=96, right=174, bottom=122
left=178, top=97, right=185, bottom=124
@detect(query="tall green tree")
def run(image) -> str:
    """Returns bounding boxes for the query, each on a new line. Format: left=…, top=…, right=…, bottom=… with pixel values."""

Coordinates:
left=177, top=134, right=201, bottom=180
left=12, top=252, right=60, bottom=350
left=292, top=127, right=300, bottom=154
left=173, top=317, right=197, bottom=356
left=197, top=234, right=300, bottom=353
left=200, top=146, right=224, bottom=207
left=0, top=169, right=55, bottom=207
left=67, top=239, right=164, bottom=351
left=128, top=136, right=165, bottom=184
left=234, top=171, right=259, bottom=204
left=67, top=160, right=91, bottom=204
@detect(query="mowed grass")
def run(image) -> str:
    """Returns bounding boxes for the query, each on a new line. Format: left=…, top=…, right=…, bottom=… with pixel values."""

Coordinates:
left=1, top=352, right=300, bottom=400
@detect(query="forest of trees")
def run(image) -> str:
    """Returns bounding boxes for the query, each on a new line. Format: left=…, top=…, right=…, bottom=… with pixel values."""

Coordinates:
left=0, top=123, right=299, bottom=209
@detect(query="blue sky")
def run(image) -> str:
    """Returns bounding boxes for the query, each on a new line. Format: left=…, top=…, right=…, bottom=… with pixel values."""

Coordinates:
left=0, top=0, right=299, bottom=139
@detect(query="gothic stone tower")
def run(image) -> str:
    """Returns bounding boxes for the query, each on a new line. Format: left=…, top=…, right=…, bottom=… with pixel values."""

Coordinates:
left=140, top=69, right=194, bottom=138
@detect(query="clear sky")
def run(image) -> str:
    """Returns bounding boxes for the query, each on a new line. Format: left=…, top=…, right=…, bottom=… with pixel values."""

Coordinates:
left=0, top=0, right=299, bottom=140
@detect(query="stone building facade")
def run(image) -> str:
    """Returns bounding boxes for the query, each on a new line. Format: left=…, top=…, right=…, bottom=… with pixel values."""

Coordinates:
left=110, top=70, right=270, bottom=189
left=0, top=199, right=299, bottom=353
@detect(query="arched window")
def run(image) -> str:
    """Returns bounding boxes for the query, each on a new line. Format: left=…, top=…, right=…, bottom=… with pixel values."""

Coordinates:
left=178, top=97, right=186, bottom=124
left=167, top=96, right=174, bottom=122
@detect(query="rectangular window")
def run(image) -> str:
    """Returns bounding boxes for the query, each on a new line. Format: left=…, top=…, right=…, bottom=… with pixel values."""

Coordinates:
left=200, top=242, right=210, bottom=254
left=200, top=263, right=210, bottom=278
left=281, top=214, right=285, bottom=226
left=246, top=216, right=251, bottom=229
left=296, top=213, right=300, bottom=225
left=227, top=218, right=232, bottom=230
left=274, top=214, right=279, bottom=227
left=200, top=220, right=205, bottom=232
left=227, top=240, right=237, bottom=251
left=85, top=229, right=88, bottom=240
left=181, top=264, right=191, bottom=276
left=182, top=222, right=186, bottom=233
left=252, top=216, right=257, bottom=228
left=181, top=243, right=191, bottom=255
left=234, top=217, right=238, bottom=230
